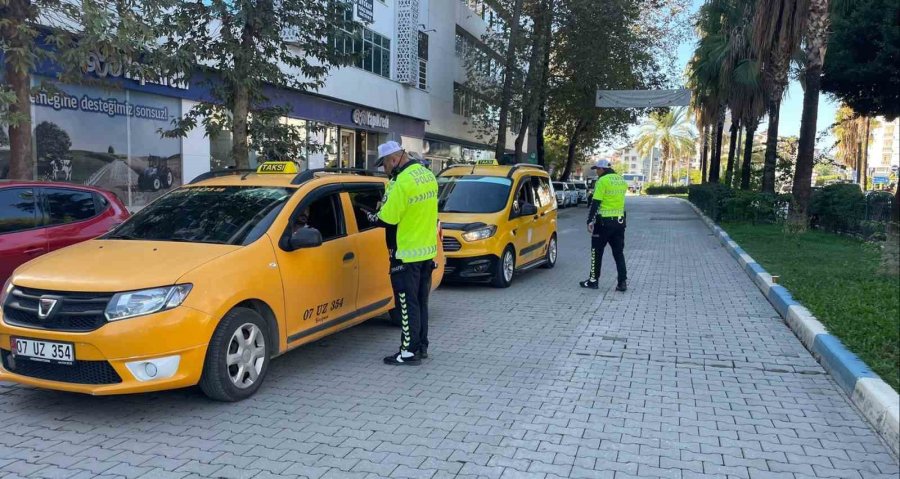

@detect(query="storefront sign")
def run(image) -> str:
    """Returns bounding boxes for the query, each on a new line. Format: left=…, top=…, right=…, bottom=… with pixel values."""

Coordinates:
left=352, top=109, right=390, bottom=130
left=85, top=51, right=188, bottom=90
left=32, top=90, right=170, bottom=121
left=356, top=0, right=374, bottom=23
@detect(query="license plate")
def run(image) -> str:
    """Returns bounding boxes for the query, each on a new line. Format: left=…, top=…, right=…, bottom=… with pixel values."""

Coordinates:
left=11, top=337, right=74, bottom=364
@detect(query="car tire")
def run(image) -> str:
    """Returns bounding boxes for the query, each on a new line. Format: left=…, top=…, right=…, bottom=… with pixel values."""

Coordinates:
left=542, top=234, right=558, bottom=269
left=199, top=307, right=271, bottom=402
left=491, top=246, right=515, bottom=288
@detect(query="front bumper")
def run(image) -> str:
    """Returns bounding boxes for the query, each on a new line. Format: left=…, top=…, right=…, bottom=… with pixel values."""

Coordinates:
left=0, top=306, right=214, bottom=395
left=443, top=255, right=499, bottom=281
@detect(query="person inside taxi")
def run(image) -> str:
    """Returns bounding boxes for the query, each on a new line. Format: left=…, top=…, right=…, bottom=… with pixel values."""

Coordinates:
left=369, top=141, right=439, bottom=365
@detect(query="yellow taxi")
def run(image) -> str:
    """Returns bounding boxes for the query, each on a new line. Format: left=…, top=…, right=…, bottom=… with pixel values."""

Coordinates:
left=437, top=160, right=557, bottom=287
left=0, top=162, right=443, bottom=401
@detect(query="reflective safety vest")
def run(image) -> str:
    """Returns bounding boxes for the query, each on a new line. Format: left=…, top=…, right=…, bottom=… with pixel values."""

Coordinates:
left=593, top=173, right=627, bottom=217
left=378, top=162, right=439, bottom=263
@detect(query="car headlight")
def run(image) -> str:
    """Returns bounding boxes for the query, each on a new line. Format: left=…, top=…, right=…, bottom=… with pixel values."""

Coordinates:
left=462, top=225, right=497, bottom=242
left=105, top=284, right=193, bottom=321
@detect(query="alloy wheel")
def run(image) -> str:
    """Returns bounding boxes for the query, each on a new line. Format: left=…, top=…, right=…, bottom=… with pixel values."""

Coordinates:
left=226, top=323, right=266, bottom=389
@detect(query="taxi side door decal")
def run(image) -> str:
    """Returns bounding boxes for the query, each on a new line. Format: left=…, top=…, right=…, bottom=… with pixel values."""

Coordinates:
left=288, top=297, right=392, bottom=343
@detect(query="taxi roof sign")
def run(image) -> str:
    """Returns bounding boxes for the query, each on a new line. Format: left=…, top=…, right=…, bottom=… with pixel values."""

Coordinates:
left=475, top=159, right=500, bottom=166
left=257, top=161, right=299, bottom=174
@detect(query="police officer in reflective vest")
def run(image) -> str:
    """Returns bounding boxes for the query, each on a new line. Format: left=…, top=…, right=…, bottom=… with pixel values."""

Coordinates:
left=581, top=159, right=628, bottom=291
left=372, top=141, right=439, bottom=365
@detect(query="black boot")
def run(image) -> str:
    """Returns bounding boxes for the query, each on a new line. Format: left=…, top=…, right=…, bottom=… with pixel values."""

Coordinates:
left=579, top=280, right=599, bottom=289
left=419, top=346, right=428, bottom=359
left=616, top=281, right=627, bottom=292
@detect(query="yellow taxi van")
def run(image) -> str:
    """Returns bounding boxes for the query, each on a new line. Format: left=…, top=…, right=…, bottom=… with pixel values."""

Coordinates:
left=437, top=160, right=557, bottom=287
left=0, top=163, right=443, bottom=401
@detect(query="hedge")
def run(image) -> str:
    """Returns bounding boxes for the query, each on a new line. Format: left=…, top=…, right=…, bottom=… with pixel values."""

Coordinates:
left=644, top=184, right=689, bottom=195
left=689, top=182, right=894, bottom=240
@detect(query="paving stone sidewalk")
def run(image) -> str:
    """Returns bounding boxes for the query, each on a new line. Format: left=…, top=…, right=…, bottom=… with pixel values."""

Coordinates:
left=0, top=196, right=897, bottom=479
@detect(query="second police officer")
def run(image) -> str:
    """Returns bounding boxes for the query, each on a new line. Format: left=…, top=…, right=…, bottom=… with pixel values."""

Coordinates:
left=370, top=141, right=439, bottom=365
left=580, top=159, right=628, bottom=292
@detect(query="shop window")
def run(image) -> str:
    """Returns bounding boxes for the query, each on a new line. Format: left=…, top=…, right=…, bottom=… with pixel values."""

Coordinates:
left=44, top=188, right=97, bottom=225
left=0, top=188, right=38, bottom=234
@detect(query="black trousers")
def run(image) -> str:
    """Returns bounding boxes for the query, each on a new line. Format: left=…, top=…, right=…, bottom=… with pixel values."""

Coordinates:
left=388, top=260, right=433, bottom=353
left=589, top=217, right=627, bottom=283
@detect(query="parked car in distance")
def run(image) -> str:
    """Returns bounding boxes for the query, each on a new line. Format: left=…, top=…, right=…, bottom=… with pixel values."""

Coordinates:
left=571, top=181, right=588, bottom=204
left=0, top=181, right=130, bottom=284
left=552, top=181, right=571, bottom=208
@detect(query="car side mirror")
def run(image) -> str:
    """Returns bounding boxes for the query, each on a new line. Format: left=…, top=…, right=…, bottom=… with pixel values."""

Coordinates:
left=521, top=203, right=538, bottom=216
left=287, top=227, right=323, bottom=251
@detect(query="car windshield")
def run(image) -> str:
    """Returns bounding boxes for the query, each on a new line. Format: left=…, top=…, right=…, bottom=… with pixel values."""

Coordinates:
left=438, top=176, right=512, bottom=213
left=106, top=186, right=294, bottom=245
left=573, top=183, right=586, bottom=190
left=552, top=182, right=565, bottom=190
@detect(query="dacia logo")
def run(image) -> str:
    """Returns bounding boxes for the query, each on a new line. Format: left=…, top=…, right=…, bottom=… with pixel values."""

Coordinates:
left=37, top=297, right=60, bottom=319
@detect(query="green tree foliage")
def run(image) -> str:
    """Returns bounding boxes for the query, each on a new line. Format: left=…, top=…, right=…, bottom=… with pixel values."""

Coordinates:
left=155, top=0, right=357, bottom=169
left=548, top=0, right=678, bottom=181
left=823, top=0, right=900, bottom=118
left=1, top=0, right=161, bottom=179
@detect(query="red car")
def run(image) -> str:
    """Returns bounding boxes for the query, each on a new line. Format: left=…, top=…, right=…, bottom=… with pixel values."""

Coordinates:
left=0, top=181, right=130, bottom=283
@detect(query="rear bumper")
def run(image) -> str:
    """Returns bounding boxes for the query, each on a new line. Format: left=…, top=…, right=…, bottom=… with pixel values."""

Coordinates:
left=443, top=255, right=498, bottom=282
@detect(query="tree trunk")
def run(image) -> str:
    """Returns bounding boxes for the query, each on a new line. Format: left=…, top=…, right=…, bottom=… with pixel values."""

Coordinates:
left=495, top=0, right=525, bottom=161
left=560, top=120, right=586, bottom=181
left=701, top=125, right=709, bottom=183
left=792, top=0, right=830, bottom=219
left=862, top=117, right=870, bottom=190
left=514, top=0, right=550, bottom=162
left=231, top=85, right=251, bottom=169
left=536, top=111, right=546, bottom=168
left=709, top=112, right=725, bottom=184
left=740, top=123, right=756, bottom=190
left=761, top=99, right=781, bottom=193
left=725, top=118, right=739, bottom=188
left=2, top=0, right=35, bottom=180
left=534, top=3, right=553, bottom=169
left=855, top=140, right=862, bottom=185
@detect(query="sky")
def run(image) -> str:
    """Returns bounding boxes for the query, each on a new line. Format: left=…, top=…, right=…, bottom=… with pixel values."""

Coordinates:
left=614, top=0, right=838, bottom=152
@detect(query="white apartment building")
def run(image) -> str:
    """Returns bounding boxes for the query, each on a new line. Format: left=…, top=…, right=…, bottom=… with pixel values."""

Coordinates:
left=615, top=147, right=661, bottom=181
left=867, top=117, right=899, bottom=183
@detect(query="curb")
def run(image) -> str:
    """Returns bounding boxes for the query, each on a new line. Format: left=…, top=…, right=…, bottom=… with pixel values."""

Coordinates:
left=685, top=200, right=900, bottom=457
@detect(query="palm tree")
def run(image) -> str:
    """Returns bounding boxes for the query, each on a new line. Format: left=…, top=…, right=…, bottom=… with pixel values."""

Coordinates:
left=792, top=0, right=832, bottom=220
left=634, top=108, right=697, bottom=185
left=688, top=0, right=736, bottom=185
left=752, top=0, right=810, bottom=193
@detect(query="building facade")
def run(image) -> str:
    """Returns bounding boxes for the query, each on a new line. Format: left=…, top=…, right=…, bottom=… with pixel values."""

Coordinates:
left=867, top=117, right=900, bottom=187
left=0, top=0, right=525, bottom=210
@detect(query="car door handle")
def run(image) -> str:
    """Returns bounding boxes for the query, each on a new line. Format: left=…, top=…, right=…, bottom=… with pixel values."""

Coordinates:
left=343, top=252, right=355, bottom=262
